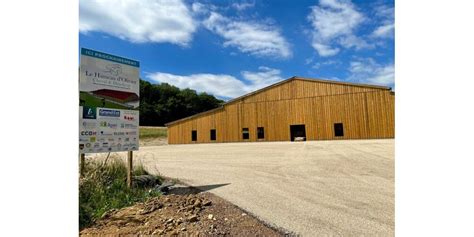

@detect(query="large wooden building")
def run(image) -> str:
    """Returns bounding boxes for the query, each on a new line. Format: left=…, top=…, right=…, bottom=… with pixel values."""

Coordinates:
left=166, top=77, right=394, bottom=144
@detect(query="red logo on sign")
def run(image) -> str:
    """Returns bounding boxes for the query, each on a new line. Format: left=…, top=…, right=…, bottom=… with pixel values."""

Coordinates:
left=124, top=115, right=134, bottom=121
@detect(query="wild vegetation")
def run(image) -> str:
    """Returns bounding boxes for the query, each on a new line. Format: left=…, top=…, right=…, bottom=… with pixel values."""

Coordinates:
left=139, top=80, right=224, bottom=126
left=139, top=126, right=167, bottom=139
left=79, top=158, right=162, bottom=229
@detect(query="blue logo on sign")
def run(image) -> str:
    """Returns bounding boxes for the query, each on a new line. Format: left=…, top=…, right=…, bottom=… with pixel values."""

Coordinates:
left=99, top=109, right=120, bottom=117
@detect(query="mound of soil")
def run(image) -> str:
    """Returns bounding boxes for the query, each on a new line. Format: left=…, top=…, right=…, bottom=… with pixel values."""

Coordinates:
left=80, top=191, right=283, bottom=236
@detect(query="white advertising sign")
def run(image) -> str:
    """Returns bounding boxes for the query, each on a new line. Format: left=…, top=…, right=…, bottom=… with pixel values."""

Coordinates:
left=79, top=48, right=139, bottom=153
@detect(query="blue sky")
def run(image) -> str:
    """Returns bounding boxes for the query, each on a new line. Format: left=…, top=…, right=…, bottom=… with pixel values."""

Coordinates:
left=80, top=0, right=394, bottom=100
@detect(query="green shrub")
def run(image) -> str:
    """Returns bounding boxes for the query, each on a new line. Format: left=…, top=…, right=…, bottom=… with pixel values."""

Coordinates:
left=79, top=158, right=161, bottom=229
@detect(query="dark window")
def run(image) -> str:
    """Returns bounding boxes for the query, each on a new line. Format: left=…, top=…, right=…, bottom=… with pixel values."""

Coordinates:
left=191, top=130, right=197, bottom=141
left=242, top=128, right=249, bottom=140
left=257, top=127, right=265, bottom=139
left=334, top=123, right=344, bottom=137
left=210, top=129, right=216, bottom=141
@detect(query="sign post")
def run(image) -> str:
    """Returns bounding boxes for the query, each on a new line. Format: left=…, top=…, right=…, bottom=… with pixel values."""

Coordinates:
left=80, top=153, right=85, bottom=177
left=127, top=151, right=133, bottom=188
left=79, top=48, right=140, bottom=187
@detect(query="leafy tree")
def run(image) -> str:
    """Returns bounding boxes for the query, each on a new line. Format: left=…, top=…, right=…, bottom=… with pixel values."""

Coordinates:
left=139, top=79, right=224, bottom=126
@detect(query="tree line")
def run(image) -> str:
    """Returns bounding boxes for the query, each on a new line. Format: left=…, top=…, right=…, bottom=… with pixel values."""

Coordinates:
left=139, top=80, right=224, bottom=126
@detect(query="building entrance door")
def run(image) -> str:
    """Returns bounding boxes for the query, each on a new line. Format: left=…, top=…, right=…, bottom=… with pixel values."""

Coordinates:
left=290, top=124, right=306, bottom=141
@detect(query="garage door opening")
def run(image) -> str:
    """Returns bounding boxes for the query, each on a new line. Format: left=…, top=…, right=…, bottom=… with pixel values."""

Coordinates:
left=290, top=124, right=306, bottom=141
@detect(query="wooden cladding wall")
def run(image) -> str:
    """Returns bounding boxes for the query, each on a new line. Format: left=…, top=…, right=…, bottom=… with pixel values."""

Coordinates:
left=168, top=91, right=394, bottom=144
left=167, top=79, right=394, bottom=144
left=238, top=79, right=380, bottom=104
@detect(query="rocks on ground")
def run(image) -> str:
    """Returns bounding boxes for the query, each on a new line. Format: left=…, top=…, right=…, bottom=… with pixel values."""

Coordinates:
left=80, top=192, right=283, bottom=236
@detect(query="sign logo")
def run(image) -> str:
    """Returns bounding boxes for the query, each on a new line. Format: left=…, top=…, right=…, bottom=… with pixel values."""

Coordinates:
left=100, top=121, right=118, bottom=129
left=123, top=115, right=135, bottom=121
left=81, top=131, right=97, bottom=136
left=104, top=64, right=122, bottom=76
left=100, top=131, right=113, bottom=136
left=82, top=121, right=96, bottom=128
left=83, top=106, right=96, bottom=119
left=99, top=109, right=120, bottom=117
left=121, top=123, right=138, bottom=129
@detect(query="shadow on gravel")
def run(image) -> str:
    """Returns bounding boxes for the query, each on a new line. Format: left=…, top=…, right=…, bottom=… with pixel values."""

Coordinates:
left=168, top=183, right=231, bottom=195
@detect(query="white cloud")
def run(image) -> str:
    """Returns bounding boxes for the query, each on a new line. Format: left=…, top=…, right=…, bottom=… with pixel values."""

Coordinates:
left=79, top=0, right=197, bottom=45
left=372, top=24, right=394, bottom=38
left=371, top=5, right=394, bottom=38
left=203, top=12, right=292, bottom=58
left=305, top=57, right=314, bottom=65
left=146, top=66, right=284, bottom=99
left=191, top=2, right=218, bottom=15
left=147, top=72, right=245, bottom=98
left=241, top=66, right=283, bottom=91
left=191, top=2, right=206, bottom=14
left=231, top=2, right=255, bottom=11
left=308, top=0, right=369, bottom=57
left=312, top=43, right=340, bottom=56
left=348, top=58, right=394, bottom=86
left=309, top=0, right=364, bottom=39
left=338, top=34, right=373, bottom=50
left=311, top=59, right=339, bottom=69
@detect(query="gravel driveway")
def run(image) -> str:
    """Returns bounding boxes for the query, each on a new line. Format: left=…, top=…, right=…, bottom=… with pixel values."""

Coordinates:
left=88, top=139, right=394, bottom=236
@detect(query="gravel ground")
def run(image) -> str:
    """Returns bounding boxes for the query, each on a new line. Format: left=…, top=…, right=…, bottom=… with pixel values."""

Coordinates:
left=87, top=139, right=394, bottom=236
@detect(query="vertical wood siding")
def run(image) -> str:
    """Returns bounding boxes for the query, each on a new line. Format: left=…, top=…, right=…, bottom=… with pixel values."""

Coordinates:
left=167, top=79, right=394, bottom=144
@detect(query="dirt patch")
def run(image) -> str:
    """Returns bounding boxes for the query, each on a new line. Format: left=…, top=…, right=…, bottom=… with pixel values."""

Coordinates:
left=80, top=188, right=284, bottom=236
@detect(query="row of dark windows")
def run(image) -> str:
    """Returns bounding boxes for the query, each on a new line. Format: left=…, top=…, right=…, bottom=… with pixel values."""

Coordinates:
left=191, top=129, right=216, bottom=141
left=242, top=127, right=265, bottom=140
left=190, top=123, right=344, bottom=141
left=191, top=127, right=265, bottom=141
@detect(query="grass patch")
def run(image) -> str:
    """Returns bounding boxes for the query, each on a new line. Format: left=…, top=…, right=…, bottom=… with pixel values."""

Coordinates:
left=79, top=158, right=162, bottom=229
left=139, top=126, right=167, bottom=139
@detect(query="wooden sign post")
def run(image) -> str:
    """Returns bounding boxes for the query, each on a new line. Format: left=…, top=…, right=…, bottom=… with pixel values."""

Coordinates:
left=127, top=151, right=133, bottom=188
left=80, top=153, right=85, bottom=177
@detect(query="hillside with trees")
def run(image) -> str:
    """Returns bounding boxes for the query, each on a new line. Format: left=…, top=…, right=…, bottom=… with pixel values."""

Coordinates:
left=139, top=80, right=224, bottom=126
